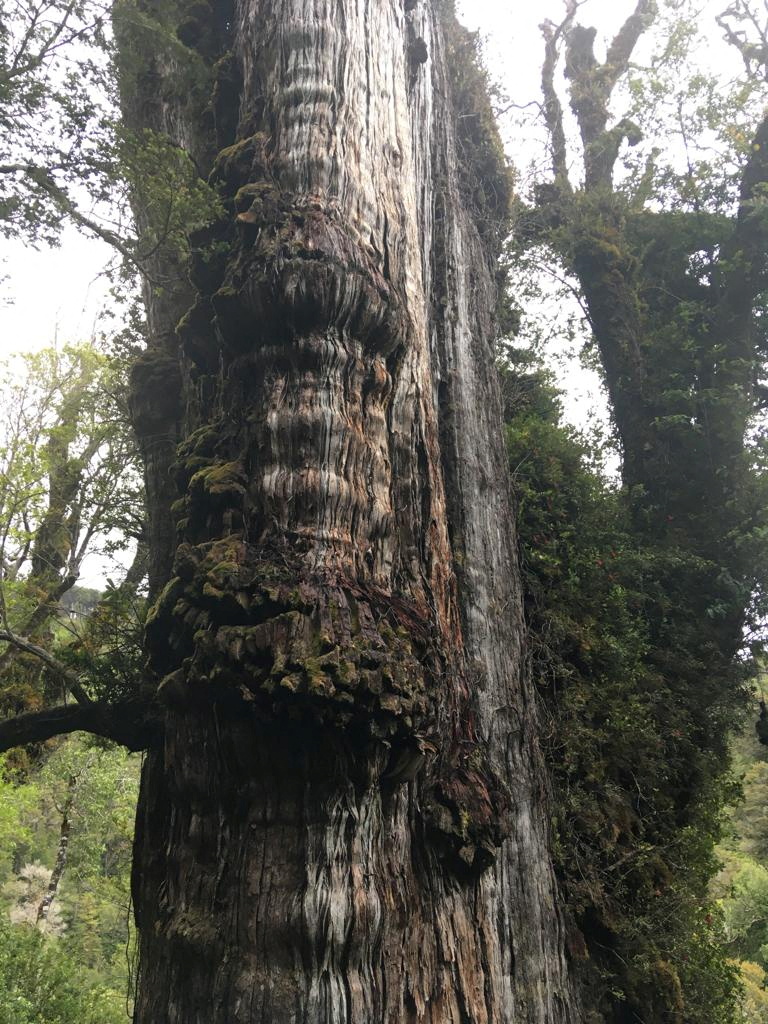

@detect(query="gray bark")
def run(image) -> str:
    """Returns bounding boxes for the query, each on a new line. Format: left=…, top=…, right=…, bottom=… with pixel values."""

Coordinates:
left=36, top=777, right=74, bottom=924
left=124, top=0, right=581, bottom=1020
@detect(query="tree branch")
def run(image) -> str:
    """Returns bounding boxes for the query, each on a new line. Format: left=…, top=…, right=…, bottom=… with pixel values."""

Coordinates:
left=563, top=0, right=657, bottom=189
left=0, top=163, right=142, bottom=271
left=604, top=0, right=658, bottom=93
left=0, top=699, right=158, bottom=753
left=0, top=627, right=92, bottom=705
left=540, top=3, right=579, bottom=185
left=713, top=108, right=768, bottom=375
left=0, top=568, right=80, bottom=676
left=717, top=0, right=768, bottom=81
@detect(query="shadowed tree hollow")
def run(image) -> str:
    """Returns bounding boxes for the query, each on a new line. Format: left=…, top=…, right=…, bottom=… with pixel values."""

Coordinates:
left=118, top=0, right=581, bottom=1020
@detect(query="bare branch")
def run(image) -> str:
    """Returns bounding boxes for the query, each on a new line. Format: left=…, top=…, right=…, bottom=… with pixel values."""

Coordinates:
left=540, top=3, right=580, bottom=185
left=564, top=0, right=657, bottom=188
left=0, top=627, right=92, bottom=705
left=604, top=0, right=658, bottom=93
left=717, top=0, right=768, bottom=81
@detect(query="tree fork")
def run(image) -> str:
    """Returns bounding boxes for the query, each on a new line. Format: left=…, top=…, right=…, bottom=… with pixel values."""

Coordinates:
left=122, top=0, right=580, bottom=1019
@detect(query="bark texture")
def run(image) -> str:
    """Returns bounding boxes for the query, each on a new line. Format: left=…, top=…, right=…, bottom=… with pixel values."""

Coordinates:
left=124, top=1, right=580, bottom=1020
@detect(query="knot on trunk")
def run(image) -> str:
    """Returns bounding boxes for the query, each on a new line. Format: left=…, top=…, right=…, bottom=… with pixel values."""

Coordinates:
left=424, top=744, right=512, bottom=876
left=178, top=134, right=410, bottom=365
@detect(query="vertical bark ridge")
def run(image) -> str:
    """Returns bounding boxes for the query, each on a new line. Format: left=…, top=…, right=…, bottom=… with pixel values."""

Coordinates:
left=127, top=0, right=581, bottom=1020
left=426, top=19, right=576, bottom=1017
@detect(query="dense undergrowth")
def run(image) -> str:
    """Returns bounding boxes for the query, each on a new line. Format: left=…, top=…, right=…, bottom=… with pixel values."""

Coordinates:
left=715, top=720, right=768, bottom=1022
left=503, top=355, right=752, bottom=1021
left=0, top=735, right=139, bottom=1022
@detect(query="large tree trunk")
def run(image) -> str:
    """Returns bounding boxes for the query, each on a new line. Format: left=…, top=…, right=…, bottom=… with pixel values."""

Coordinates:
left=124, top=0, right=580, bottom=1019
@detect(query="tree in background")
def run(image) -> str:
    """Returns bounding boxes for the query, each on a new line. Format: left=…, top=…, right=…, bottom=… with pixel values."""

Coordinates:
left=0, top=340, right=145, bottom=1011
left=0, top=0, right=220, bottom=272
left=504, top=0, right=768, bottom=1017
left=0, top=738, right=139, bottom=1024
left=503, top=355, right=744, bottom=1019
left=0, top=344, right=147, bottom=753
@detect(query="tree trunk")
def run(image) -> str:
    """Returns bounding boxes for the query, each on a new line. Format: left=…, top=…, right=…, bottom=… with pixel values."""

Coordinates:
left=36, top=775, right=75, bottom=926
left=124, top=1, right=580, bottom=1020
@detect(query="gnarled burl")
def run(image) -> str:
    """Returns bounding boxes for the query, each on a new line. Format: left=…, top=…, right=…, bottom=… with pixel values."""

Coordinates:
left=124, top=0, right=580, bottom=1020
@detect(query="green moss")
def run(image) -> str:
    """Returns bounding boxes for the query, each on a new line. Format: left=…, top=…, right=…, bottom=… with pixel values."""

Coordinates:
left=234, top=182, right=279, bottom=210
left=503, top=357, right=744, bottom=1019
left=189, top=460, right=246, bottom=498
left=176, top=423, right=223, bottom=466
left=439, top=2, right=513, bottom=248
left=211, top=133, right=269, bottom=189
left=146, top=576, right=183, bottom=625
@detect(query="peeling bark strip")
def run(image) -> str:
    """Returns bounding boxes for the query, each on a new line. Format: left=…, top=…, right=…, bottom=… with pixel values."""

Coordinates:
left=125, top=0, right=580, bottom=1020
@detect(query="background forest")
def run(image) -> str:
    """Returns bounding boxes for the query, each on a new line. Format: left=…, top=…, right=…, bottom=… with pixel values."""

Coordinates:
left=3, top=0, right=768, bottom=1020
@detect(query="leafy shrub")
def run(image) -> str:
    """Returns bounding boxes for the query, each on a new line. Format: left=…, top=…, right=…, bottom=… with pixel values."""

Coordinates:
left=0, top=915, right=127, bottom=1024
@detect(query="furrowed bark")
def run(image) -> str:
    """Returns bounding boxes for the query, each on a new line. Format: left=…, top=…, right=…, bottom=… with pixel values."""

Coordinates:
left=123, top=1, right=580, bottom=1020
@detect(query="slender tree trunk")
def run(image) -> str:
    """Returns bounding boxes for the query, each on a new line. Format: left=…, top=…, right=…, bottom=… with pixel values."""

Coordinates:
left=36, top=775, right=75, bottom=925
left=124, top=1, right=580, bottom=1020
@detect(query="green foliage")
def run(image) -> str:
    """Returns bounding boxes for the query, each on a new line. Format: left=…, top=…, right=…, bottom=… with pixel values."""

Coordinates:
left=720, top=851, right=768, bottom=966
left=737, top=961, right=768, bottom=1024
left=0, top=0, right=112, bottom=245
left=0, top=343, right=142, bottom=574
left=618, top=0, right=765, bottom=214
left=504, top=359, right=743, bottom=1020
left=117, top=125, right=223, bottom=266
left=505, top=4, right=768, bottom=1018
left=56, top=583, right=146, bottom=704
left=0, top=342, right=145, bottom=719
left=0, top=0, right=222, bottom=274
left=708, top=720, right=768, bottom=1021
left=0, top=344, right=147, bottom=1024
left=439, top=1, right=513, bottom=247
left=0, top=916, right=127, bottom=1023
left=0, top=737, right=139, bottom=1015
left=0, top=757, right=36, bottom=855
left=33, top=738, right=138, bottom=886
left=731, top=758, right=768, bottom=863
left=0, top=332, right=146, bottom=870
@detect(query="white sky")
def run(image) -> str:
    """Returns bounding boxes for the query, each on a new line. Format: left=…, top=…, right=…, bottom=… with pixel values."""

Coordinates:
left=0, top=230, right=114, bottom=355
left=0, top=0, right=745, bottom=583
